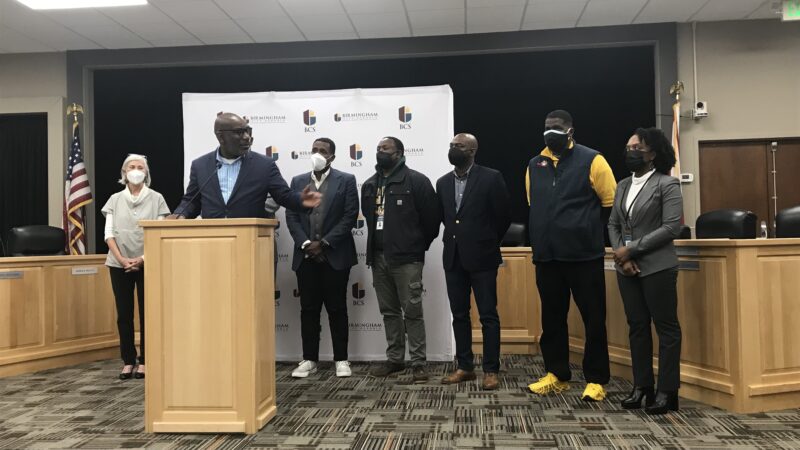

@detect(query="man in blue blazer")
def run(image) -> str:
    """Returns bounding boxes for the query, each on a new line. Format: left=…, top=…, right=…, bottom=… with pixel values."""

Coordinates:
left=172, top=112, right=320, bottom=219
left=437, top=133, right=511, bottom=390
left=285, top=138, right=359, bottom=378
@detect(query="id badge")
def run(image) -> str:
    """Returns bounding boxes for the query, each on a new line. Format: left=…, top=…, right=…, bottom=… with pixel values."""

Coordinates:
left=623, top=225, right=632, bottom=246
left=376, top=215, right=384, bottom=230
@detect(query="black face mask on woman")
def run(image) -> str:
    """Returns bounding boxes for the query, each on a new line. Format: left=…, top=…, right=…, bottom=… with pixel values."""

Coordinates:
left=625, top=150, right=649, bottom=172
left=543, top=129, right=570, bottom=156
left=376, top=152, right=396, bottom=170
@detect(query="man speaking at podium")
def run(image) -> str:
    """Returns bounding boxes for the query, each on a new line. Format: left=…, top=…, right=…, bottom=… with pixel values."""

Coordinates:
left=170, top=112, right=320, bottom=219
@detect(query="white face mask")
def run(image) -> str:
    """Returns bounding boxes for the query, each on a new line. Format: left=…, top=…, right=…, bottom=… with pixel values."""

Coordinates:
left=126, top=169, right=146, bottom=185
left=310, top=153, right=329, bottom=172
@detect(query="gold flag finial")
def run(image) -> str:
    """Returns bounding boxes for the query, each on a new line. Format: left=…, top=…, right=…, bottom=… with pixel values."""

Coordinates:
left=66, top=103, right=84, bottom=123
left=669, top=81, right=684, bottom=101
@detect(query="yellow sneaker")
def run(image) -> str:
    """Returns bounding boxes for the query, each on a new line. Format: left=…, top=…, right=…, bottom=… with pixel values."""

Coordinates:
left=581, top=383, right=607, bottom=401
left=528, top=372, right=570, bottom=395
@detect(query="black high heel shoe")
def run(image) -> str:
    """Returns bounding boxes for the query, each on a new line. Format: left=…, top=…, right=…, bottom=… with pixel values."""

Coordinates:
left=119, top=365, right=134, bottom=380
left=621, top=386, right=655, bottom=409
left=645, top=391, right=679, bottom=415
left=133, top=365, right=145, bottom=379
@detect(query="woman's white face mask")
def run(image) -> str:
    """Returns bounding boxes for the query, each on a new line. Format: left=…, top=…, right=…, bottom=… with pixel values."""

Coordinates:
left=126, top=169, right=146, bottom=185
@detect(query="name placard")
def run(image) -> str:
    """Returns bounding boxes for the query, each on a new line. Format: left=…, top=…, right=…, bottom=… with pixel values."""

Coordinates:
left=72, top=267, right=98, bottom=276
left=0, top=271, right=23, bottom=280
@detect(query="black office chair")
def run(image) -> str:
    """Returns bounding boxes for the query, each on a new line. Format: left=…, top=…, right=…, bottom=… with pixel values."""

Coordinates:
left=679, top=225, right=692, bottom=239
left=501, top=222, right=526, bottom=247
left=776, top=205, right=800, bottom=238
left=7, top=225, right=66, bottom=256
left=695, top=209, right=757, bottom=239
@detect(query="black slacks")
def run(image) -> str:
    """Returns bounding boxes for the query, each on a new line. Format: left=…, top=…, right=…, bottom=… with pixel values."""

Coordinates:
left=296, top=259, right=350, bottom=362
left=535, top=258, right=610, bottom=384
left=617, top=268, right=682, bottom=391
left=444, top=248, right=500, bottom=373
left=109, top=266, right=145, bottom=366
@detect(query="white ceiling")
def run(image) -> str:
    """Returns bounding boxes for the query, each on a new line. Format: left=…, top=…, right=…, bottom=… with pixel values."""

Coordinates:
left=0, top=0, right=780, bottom=53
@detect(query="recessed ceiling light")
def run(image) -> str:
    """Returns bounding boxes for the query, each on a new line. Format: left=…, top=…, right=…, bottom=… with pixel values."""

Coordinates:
left=16, top=0, right=147, bottom=10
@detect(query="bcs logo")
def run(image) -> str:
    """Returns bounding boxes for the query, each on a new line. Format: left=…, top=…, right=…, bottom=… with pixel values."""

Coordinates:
left=399, top=106, right=412, bottom=129
left=351, top=282, right=366, bottom=304
left=334, top=113, right=342, bottom=122
left=265, top=146, right=279, bottom=161
left=352, top=213, right=366, bottom=236
left=291, top=151, right=299, bottom=160
left=303, top=109, right=316, bottom=132
left=349, top=144, right=363, bottom=167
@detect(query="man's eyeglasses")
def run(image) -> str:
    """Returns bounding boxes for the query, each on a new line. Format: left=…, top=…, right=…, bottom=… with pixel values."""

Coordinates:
left=218, top=127, right=253, bottom=136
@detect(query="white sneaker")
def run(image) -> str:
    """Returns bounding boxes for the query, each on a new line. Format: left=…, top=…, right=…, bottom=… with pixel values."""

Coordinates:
left=291, top=360, right=317, bottom=378
left=335, top=360, right=352, bottom=377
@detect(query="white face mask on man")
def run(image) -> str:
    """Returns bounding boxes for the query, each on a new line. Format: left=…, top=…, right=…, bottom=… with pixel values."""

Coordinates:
left=126, top=169, right=146, bottom=185
left=310, top=153, right=330, bottom=172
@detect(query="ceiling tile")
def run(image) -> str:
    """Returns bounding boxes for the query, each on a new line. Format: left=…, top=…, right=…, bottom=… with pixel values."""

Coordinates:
left=278, top=0, right=346, bottom=16
left=236, top=17, right=304, bottom=40
left=359, top=28, right=411, bottom=38
left=691, top=0, right=765, bottom=21
left=71, top=24, right=152, bottom=48
left=150, top=0, right=228, bottom=22
left=577, top=0, right=647, bottom=27
left=180, top=19, right=252, bottom=42
left=404, top=0, right=464, bottom=11
left=293, top=14, right=354, bottom=33
left=43, top=8, right=119, bottom=28
left=305, top=31, right=358, bottom=40
left=746, top=1, right=782, bottom=19
left=101, top=4, right=175, bottom=26
left=633, top=0, right=707, bottom=24
left=121, top=21, right=197, bottom=41
left=409, top=9, right=464, bottom=29
left=413, top=26, right=465, bottom=36
left=521, top=20, right=577, bottom=30
left=148, top=38, right=202, bottom=46
left=523, top=0, right=586, bottom=24
left=214, top=0, right=286, bottom=19
left=341, top=0, right=405, bottom=14
left=348, top=12, right=408, bottom=32
left=0, top=25, right=54, bottom=52
left=467, top=0, right=525, bottom=7
left=467, top=5, right=525, bottom=27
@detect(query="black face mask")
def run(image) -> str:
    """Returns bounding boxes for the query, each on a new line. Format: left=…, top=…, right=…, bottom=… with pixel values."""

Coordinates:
left=448, top=147, right=469, bottom=167
left=544, top=131, right=570, bottom=155
left=625, top=150, right=649, bottom=172
left=376, top=152, right=396, bottom=170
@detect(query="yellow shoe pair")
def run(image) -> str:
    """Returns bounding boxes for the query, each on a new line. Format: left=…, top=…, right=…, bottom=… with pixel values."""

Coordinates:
left=528, top=372, right=606, bottom=401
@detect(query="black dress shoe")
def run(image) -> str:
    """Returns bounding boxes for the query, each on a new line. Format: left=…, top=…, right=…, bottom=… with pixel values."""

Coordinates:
left=645, top=391, right=679, bottom=415
left=133, top=371, right=145, bottom=379
left=119, top=370, right=133, bottom=380
left=621, top=386, right=654, bottom=409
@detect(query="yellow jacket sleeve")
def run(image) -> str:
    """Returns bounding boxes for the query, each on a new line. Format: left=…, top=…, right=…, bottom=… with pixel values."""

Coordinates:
left=589, top=155, right=616, bottom=207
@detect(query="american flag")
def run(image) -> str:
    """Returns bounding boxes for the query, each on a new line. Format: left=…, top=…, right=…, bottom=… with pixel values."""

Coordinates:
left=63, top=123, right=93, bottom=254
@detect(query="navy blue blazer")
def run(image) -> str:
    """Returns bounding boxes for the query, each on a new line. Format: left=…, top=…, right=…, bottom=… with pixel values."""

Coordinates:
left=285, top=168, right=359, bottom=272
left=176, top=149, right=303, bottom=219
left=436, top=164, right=511, bottom=272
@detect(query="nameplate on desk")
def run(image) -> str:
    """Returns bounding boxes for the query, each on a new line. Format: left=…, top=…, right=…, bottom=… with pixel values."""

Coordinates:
left=679, top=260, right=700, bottom=271
left=0, top=271, right=23, bottom=280
left=72, top=267, right=98, bottom=276
left=604, top=261, right=616, bottom=271
left=676, top=247, right=700, bottom=256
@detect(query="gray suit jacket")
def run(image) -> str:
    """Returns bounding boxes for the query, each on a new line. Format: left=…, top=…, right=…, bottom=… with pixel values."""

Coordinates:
left=608, top=171, right=683, bottom=277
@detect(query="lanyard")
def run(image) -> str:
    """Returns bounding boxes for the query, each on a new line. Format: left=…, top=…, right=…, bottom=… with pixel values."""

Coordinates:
left=622, top=174, right=654, bottom=225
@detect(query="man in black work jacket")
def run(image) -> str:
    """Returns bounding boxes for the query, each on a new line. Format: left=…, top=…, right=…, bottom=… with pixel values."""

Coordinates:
left=361, top=136, right=440, bottom=384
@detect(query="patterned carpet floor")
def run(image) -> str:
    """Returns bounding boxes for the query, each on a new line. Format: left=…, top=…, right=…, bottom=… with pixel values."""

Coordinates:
left=0, top=355, right=799, bottom=449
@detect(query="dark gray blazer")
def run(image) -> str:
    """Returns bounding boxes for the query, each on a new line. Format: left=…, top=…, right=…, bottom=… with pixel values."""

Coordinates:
left=608, top=171, right=683, bottom=277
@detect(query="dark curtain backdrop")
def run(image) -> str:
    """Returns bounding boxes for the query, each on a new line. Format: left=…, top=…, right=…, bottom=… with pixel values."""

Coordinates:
left=94, top=45, right=655, bottom=252
left=0, top=113, right=48, bottom=256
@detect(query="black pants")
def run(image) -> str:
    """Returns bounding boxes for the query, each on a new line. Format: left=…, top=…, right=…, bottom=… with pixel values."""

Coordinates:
left=109, top=267, right=144, bottom=366
left=296, top=259, right=350, bottom=362
left=445, top=251, right=500, bottom=373
left=535, top=258, right=609, bottom=384
left=617, top=268, right=682, bottom=391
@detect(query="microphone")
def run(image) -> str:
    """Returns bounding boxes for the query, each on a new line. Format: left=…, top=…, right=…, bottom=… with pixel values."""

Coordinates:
left=173, top=161, right=222, bottom=218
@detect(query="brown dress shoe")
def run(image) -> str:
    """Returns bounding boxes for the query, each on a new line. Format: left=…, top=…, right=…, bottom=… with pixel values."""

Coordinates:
left=441, top=369, right=476, bottom=384
left=482, top=372, right=499, bottom=390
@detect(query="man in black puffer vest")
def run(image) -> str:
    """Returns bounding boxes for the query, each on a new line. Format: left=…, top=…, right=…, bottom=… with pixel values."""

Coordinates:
left=525, top=110, right=617, bottom=402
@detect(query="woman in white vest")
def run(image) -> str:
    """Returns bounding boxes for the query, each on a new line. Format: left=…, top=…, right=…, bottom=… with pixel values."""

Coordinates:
left=101, top=154, right=170, bottom=380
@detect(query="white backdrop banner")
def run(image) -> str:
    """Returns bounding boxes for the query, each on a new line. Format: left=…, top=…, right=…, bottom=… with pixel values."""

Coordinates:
left=182, top=85, right=455, bottom=362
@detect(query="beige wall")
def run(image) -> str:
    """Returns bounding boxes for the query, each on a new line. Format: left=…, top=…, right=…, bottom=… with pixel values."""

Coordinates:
left=0, top=52, right=67, bottom=227
left=676, top=20, right=800, bottom=227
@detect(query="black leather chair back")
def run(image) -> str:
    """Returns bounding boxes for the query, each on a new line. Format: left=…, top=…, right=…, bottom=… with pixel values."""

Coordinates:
left=776, top=205, right=800, bottom=238
left=7, top=225, right=66, bottom=256
left=695, top=209, right=757, bottom=239
left=501, top=222, right=526, bottom=247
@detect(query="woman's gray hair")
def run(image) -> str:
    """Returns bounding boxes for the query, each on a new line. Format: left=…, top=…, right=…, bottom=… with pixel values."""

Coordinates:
left=118, top=153, right=151, bottom=186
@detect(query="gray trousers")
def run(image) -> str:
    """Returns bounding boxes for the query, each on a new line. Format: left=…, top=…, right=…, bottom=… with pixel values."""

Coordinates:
left=371, top=252, right=426, bottom=366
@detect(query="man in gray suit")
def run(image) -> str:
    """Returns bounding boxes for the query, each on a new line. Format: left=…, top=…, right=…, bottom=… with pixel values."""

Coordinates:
left=285, top=138, right=359, bottom=379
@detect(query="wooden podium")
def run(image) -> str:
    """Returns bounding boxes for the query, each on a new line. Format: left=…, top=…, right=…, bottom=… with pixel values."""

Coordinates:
left=140, top=218, right=277, bottom=434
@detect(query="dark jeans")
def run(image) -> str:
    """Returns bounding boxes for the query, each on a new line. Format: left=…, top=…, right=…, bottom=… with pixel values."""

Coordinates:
left=535, top=258, right=610, bottom=384
left=296, top=259, right=350, bottom=362
left=617, top=268, right=682, bottom=391
left=445, top=252, right=500, bottom=373
left=109, top=266, right=144, bottom=366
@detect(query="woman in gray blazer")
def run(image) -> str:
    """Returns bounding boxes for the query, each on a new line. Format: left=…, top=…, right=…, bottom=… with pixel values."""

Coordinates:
left=608, top=127, right=683, bottom=415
